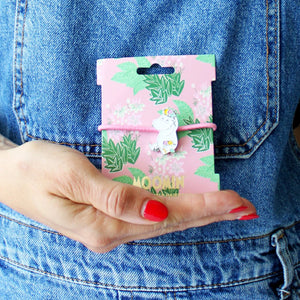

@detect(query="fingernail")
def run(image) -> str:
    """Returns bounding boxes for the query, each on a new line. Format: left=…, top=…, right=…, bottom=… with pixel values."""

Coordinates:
left=239, top=213, right=259, bottom=221
left=142, top=200, right=168, bottom=222
left=229, top=206, right=248, bottom=214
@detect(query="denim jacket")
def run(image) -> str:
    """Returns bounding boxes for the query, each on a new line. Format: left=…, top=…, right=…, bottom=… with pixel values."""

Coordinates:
left=0, top=1, right=299, bottom=299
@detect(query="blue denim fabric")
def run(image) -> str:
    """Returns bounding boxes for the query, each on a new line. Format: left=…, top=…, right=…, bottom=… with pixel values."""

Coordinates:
left=0, top=0, right=300, bottom=299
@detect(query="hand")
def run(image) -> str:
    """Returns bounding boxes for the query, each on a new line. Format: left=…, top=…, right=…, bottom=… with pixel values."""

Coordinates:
left=0, top=141, right=257, bottom=253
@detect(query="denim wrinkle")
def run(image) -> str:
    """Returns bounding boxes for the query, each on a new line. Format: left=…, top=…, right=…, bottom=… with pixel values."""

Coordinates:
left=272, top=229, right=295, bottom=299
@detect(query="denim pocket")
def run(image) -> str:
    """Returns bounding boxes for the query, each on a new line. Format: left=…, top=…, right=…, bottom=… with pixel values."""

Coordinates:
left=13, top=1, right=280, bottom=160
left=213, top=0, right=280, bottom=159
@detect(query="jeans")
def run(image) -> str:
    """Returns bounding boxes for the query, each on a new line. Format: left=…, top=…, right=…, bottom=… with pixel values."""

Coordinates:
left=0, top=0, right=299, bottom=299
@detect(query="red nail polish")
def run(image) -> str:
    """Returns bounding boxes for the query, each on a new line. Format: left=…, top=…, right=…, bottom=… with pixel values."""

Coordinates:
left=239, top=213, right=259, bottom=221
left=229, top=206, right=248, bottom=214
left=143, top=200, right=168, bottom=222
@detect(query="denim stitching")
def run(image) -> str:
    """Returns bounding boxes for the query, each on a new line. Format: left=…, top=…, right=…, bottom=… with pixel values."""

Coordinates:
left=216, top=0, right=279, bottom=156
left=14, top=0, right=102, bottom=150
left=14, top=1, right=279, bottom=157
left=13, top=0, right=21, bottom=101
left=164, top=291, right=168, bottom=299
left=173, top=291, right=177, bottom=300
left=13, top=0, right=25, bottom=143
left=0, top=212, right=299, bottom=246
left=0, top=255, right=283, bottom=291
left=1, top=214, right=299, bottom=290
left=16, top=0, right=28, bottom=143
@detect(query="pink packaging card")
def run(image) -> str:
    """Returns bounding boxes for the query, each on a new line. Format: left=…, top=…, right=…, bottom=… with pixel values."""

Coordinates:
left=97, top=55, right=219, bottom=196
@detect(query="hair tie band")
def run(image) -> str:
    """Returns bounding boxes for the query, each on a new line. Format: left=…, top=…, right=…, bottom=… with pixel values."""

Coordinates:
left=98, top=123, right=217, bottom=133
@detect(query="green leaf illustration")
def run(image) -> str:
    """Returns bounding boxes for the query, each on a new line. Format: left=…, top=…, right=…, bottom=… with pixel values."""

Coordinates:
left=143, top=73, right=185, bottom=105
left=158, top=188, right=179, bottom=196
left=128, top=167, right=146, bottom=180
left=173, top=100, right=194, bottom=126
left=113, top=176, right=134, bottom=185
left=184, top=118, right=214, bottom=152
left=196, top=55, right=215, bottom=67
left=102, top=134, right=141, bottom=173
left=195, top=155, right=219, bottom=184
left=120, top=134, right=140, bottom=164
left=148, top=186, right=179, bottom=196
left=112, top=59, right=151, bottom=95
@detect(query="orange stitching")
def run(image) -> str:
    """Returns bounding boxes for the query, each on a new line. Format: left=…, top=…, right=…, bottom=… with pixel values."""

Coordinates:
left=274, top=0, right=278, bottom=120
left=216, top=0, right=278, bottom=152
left=14, top=1, right=279, bottom=155
left=25, top=133, right=102, bottom=148
left=0, top=213, right=63, bottom=235
left=1, top=213, right=299, bottom=247
left=19, top=0, right=29, bottom=139
left=215, top=123, right=276, bottom=157
left=14, top=1, right=21, bottom=99
left=15, top=1, right=102, bottom=150
left=0, top=255, right=282, bottom=291
left=14, top=0, right=23, bottom=133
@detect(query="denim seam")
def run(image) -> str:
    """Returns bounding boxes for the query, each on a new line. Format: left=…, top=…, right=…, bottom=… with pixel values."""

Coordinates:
left=13, top=1, right=279, bottom=158
left=0, top=255, right=282, bottom=291
left=173, top=291, right=177, bottom=300
left=0, top=212, right=299, bottom=246
left=13, top=0, right=102, bottom=151
left=14, top=0, right=28, bottom=144
left=215, top=0, right=279, bottom=157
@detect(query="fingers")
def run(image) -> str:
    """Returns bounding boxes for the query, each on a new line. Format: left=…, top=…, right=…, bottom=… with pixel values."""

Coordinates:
left=49, top=148, right=257, bottom=229
left=163, top=190, right=257, bottom=231
left=10, top=141, right=258, bottom=254
left=60, top=190, right=257, bottom=253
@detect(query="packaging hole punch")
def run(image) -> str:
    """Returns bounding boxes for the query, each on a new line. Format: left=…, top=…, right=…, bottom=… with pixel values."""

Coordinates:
left=137, top=63, right=175, bottom=75
left=97, top=55, right=220, bottom=196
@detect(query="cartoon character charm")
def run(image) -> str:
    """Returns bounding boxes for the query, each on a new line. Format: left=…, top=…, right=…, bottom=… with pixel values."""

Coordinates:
left=151, top=108, right=178, bottom=155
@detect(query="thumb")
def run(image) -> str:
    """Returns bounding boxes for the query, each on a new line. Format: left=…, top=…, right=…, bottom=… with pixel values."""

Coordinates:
left=83, top=173, right=169, bottom=224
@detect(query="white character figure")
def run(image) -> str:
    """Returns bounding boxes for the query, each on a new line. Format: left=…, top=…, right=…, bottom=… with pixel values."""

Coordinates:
left=151, top=108, right=179, bottom=154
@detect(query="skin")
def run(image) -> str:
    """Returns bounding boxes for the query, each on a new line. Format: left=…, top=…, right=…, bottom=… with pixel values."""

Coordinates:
left=0, top=135, right=258, bottom=253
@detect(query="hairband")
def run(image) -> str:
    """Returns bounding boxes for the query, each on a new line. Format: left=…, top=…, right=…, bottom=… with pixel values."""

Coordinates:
left=98, top=123, right=217, bottom=133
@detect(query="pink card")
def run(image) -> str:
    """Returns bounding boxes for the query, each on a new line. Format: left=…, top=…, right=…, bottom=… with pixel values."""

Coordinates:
left=97, top=55, right=219, bottom=196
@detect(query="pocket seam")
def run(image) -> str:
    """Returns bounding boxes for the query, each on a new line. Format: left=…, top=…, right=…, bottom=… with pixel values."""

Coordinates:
left=215, top=0, right=279, bottom=158
left=13, top=0, right=102, bottom=153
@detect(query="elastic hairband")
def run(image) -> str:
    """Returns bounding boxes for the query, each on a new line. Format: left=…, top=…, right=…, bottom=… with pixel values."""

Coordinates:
left=98, top=123, right=217, bottom=132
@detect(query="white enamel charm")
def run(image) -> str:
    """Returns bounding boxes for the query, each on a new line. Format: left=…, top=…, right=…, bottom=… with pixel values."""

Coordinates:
left=151, top=108, right=178, bottom=155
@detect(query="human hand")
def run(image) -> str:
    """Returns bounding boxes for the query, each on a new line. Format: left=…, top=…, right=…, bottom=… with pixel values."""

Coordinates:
left=0, top=141, right=258, bottom=253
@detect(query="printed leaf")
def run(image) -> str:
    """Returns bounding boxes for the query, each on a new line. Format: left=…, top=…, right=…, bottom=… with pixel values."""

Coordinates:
left=184, top=118, right=213, bottom=152
left=120, top=134, right=141, bottom=164
left=112, top=60, right=150, bottom=95
left=102, top=134, right=140, bottom=173
left=128, top=168, right=146, bottom=180
left=113, top=176, right=134, bottom=185
left=196, top=55, right=215, bottom=67
left=194, top=155, right=219, bottom=184
left=150, top=187, right=157, bottom=195
left=135, top=57, right=151, bottom=68
left=144, top=73, right=185, bottom=105
left=158, top=188, right=179, bottom=196
left=199, top=155, right=214, bottom=167
left=173, top=100, right=194, bottom=126
left=149, top=186, right=179, bottom=196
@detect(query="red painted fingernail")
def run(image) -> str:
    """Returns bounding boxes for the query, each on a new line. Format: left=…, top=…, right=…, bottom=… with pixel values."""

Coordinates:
left=229, top=206, right=248, bottom=214
left=143, top=200, right=168, bottom=222
left=239, top=213, right=259, bottom=221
